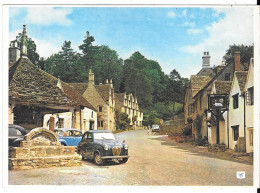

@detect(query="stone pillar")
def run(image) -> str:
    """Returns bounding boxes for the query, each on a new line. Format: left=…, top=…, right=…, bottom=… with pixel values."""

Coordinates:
left=49, top=116, right=55, bottom=131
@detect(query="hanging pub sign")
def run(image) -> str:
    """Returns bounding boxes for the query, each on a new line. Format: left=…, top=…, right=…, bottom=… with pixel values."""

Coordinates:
left=208, top=94, right=228, bottom=111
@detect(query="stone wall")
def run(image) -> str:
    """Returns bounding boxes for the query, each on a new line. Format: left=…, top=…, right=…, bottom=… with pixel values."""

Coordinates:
left=9, top=128, right=81, bottom=170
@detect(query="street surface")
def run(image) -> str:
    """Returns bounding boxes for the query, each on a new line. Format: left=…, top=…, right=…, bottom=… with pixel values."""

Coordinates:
left=8, top=130, right=253, bottom=185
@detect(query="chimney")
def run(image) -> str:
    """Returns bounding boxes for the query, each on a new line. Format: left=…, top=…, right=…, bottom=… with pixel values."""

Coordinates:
left=20, top=25, right=28, bottom=58
left=106, top=79, right=108, bottom=84
left=110, top=79, right=113, bottom=84
left=202, top=51, right=210, bottom=68
left=88, top=69, right=94, bottom=84
left=234, top=51, right=241, bottom=71
left=9, top=40, right=20, bottom=65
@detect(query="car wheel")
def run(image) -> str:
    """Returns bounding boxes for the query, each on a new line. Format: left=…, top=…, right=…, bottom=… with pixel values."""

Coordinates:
left=94, top=153, right=105, bottom=166
left=120, top=158, right=128, bottom=164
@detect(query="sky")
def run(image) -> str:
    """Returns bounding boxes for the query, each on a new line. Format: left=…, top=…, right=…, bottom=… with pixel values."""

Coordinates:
left=8, top=6, right=254, bottom=78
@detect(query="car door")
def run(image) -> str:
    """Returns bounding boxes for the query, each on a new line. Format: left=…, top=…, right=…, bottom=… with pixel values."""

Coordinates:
left=83, top=133, right=94, bottom=159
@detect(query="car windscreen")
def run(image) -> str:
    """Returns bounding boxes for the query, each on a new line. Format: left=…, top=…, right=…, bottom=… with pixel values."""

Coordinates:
left=9, top=127, right=23, bottom=136
left=93, top=133, right=115, bottom=140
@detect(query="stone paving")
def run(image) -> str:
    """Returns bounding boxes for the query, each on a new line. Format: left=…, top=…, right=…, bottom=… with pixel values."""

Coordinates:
left=8, top=130, right=253, bottom=186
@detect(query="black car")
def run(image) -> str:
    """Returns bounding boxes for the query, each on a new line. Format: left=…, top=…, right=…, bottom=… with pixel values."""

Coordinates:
left=77, top=130, right=129, bottom=165
left=8, top=124, right=27, bottom=147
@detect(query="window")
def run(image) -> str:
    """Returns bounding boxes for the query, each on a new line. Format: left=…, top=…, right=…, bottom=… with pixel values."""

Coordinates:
left=98, top=121, right=104, bottom=127
left=99, top=106, right=102, bottom=112
left=91, top=111, right=94, bottom=118
left=232, top=125, right=239, bottom=141
left=232, top=94, right=239, bottom=109
left=224, top=73, right=231, bottom=81
left=247, top=87, right=254, bottom=105
left=249, top=129, right=253, bottom=146
left=58, top=118, right=64, bottom=128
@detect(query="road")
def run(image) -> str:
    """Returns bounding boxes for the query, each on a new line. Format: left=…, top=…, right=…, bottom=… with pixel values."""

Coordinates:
left=8, top=130, right=253, bottom=185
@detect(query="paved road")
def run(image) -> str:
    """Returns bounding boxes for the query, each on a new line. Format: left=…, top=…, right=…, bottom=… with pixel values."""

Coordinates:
left=8, top=130, right=253, bottom=185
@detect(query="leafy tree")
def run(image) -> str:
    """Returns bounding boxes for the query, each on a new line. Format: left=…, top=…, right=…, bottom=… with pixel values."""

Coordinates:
left=45, top=41, right=88, bottom=82
left=223, top=44, right=254, bottom=65
left=115, top=110, right=130, bottom=130
left=92, top=46, right=123, bottom=92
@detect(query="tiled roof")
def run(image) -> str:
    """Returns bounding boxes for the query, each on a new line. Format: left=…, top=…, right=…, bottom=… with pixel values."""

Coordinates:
left=196, top=68, right=215, bottom=78
left=60, top=82, right=96, bottom=111
left=69, top=83, right=88, bottom=95
left=9, top=58, right=95, bottom=110
left=115, top=93, right=125, bottom=103
left=214, top=81, right=232, bottom=94
left=96, top=84, right=112, bottom=102
left=190, top=75, right=211, bottom=97
left=235, top=71, right=248, bottom=92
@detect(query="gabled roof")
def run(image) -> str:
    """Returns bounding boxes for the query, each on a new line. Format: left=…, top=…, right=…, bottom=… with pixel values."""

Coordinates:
left=9, top=58, right=95, bottom=110
left=214, top=81, right=232, bottom=94
left=190, top=75, right=211, bottom=97
left=235, top=71, right=248, bottom=92
left=115, top=93, right=125, bottom=103
left=196, top=68, right=215, bottom=78
left=70, top=83, right=111, bottom=104
left=69, top=83, right=88, bottom=95
left=96, top=84, right=112, bottom=102
left=193, top=61, right=247, bottom=99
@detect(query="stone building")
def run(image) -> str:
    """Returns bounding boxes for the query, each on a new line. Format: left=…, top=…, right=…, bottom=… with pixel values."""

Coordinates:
left=189, top=51, right=247, bottom=143
left=115, top=92, right=143, bottom=129
left=70, top=70, right=116, bottom=131
left=9, top=25, right=97, bottom=132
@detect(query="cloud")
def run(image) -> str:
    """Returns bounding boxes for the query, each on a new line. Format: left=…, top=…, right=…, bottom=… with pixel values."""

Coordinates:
left=182, top=21, right=196, bottom=27
left=182, top=9, right=187, bottom=16
left=168, top=11, right=176, bottom=18
left=25, top=7, right=73, bottom=26
left=181, top=7, right=254, bottom=66
left=187, top=28, right=203, bottom=35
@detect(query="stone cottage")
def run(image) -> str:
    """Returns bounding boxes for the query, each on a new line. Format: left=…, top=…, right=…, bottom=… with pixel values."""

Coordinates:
left=70, top=70, right=116, bottom=131
left=115, top=92, right=143, bottom=129
left=9, top=25, right=97, bottom=132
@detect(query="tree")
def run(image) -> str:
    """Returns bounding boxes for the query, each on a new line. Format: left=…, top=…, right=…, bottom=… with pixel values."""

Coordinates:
left=115, top=110, right=130, bottom=130
left=79, top=31, right=97, bottom=69
left=45, top=41, right=88, bottom=82
left=92, top=46, right=124, bottom=92
left=223, top=44, right=254, bottom=65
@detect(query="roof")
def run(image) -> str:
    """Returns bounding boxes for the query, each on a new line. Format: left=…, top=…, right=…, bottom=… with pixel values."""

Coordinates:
left=193, top=61, right=247, bottom=99
left=190, top=75, right=211, bottom=97
left=86, top=130, right=112, bottom=133
left=70, top=83, right=111, bottom=104
left=214, top=81, right=232, bottom=94
left=69, top=83, right=88, bottom=95
left=9, top=58, right=95, bottom=110
left=196, top=68, right=215, bottom=78
left=235, top=71, right=248, bottom=92
left=115, top=93, right=125, bottom=103
left=96, top=84, right=112, bottom=102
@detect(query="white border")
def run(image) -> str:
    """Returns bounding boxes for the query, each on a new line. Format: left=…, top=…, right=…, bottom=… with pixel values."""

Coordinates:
left=1, top=2, right=259, bottom=193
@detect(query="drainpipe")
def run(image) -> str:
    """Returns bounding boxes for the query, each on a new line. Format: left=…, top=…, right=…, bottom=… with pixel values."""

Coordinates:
left=243, top=92, right=246, bottom=152
left=227, top=108, right=229, bottom=149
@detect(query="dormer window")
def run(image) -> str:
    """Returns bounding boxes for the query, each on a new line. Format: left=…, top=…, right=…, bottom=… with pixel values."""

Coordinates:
left=99, top=106, right=103, bottom=112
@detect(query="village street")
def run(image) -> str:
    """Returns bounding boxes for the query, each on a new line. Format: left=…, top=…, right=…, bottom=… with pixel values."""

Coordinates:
left=8, top=130, right=253, bottom=186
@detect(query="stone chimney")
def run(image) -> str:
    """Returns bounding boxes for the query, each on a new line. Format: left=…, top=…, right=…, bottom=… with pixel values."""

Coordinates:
left=20, top=25, right=28, bottom=58
left=234, top=51, right=241, bottom=71
left=216, top=59, right=226, bottom=73
left=202, top=51, right=210, bottom=68
left=110, top=79, right=113, bottom=84
left=9, top=40, right=20, bottom=65
left=88, top=69, right=94, bottom=84
left=106, top=79, right=109, bottom=84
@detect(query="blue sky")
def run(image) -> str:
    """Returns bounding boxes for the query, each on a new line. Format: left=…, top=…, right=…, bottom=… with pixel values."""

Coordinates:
left=9, top=6, right=254, bottom=78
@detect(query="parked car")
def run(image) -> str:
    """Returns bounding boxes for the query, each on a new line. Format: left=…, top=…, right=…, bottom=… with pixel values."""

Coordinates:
left=54, top=128, right=83, bottom=147
left=8, top=124, right=27, bottom=147
left=152, top=124, right=160, bottom=132
left=77, top=130, right=129, bottom=165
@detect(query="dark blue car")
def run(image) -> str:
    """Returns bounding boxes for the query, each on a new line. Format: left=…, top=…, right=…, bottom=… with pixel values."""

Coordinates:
left=54, top=128, right=82, bottom=147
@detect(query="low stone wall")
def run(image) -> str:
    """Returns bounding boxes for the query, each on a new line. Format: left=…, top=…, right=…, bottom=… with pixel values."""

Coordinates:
left=9, top=127, right=81, bottom=170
